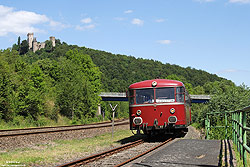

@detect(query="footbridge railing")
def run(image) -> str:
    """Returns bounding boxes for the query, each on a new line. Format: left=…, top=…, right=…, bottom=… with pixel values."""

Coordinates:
left=205, top=106, right=250, bottom=167
left=232, top=106, right=250, bottom=166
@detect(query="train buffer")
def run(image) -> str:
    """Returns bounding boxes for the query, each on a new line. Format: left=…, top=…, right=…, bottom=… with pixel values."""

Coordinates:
left=129, top=139, right=235, bottom=167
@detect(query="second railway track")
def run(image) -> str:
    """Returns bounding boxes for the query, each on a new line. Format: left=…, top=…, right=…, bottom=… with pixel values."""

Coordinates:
left=0, top=119, right=129, bottom=138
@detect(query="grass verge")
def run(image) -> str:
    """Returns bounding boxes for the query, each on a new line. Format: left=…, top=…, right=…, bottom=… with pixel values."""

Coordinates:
left=0, top=115, right=127, bottom=130
left=0, top=129, right=136, bottom=167
left=233, top=144, right=250, bottom=167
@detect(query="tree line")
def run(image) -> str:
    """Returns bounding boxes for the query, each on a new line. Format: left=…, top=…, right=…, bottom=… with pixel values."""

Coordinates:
left=0, top=40, right=102, bottom=126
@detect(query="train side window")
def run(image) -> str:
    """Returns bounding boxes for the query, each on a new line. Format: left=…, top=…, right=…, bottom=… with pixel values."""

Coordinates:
left=176, top=87, right=184, bottom=102
left=128, top=89, right=135, bottom=104
left=135, top=89, right=154, bottom=104
left=185, top=91, right=191, bottom=106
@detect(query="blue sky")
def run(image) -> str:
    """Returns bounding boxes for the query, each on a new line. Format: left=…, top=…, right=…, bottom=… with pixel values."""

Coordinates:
left=0, top=0, right=250, bottom=87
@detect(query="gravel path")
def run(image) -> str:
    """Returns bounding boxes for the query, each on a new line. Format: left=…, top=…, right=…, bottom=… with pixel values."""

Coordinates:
left=184, top=126, right=204, bottom=140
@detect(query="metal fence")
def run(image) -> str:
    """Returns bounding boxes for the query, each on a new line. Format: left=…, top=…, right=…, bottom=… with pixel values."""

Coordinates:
left=232, top=106, right=250, bottom=166
left=205, top=111, right=231, bottom=140
left=205, top=106, right=250, bottom=167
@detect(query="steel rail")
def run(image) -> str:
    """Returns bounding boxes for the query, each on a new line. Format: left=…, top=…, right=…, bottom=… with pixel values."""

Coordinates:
left=0, top=119, right=127, bottom=132
left=114, top=137, right=174, bottom=167
left=0, top=120, right=129, bottom=138
left=57, top=139, right=144, bottom=167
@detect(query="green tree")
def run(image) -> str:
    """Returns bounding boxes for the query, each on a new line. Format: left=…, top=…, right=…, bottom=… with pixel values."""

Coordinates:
left=0, top=49, right=23, bottom=121
left=15, top=64, right=47, bottom=119
left=203, top=80, right=235, bottom=95
left=193, top=85, right=205, bottom=94
left=66, top=49, right=102, bottom=94
left=20, top=40, right=29, bottom=55
left=56, top=50, right=102, bottom=121
left=166, top=74, right=194, bottom=94
left=0, top=56, right=12, bottom=120
left=12, top=36, right=21, bottom=53
left=12, top=44, right=19, bottom=52
left=17, top=36, right=21, bottom=53
left=45, top=40, right=53, bottom=52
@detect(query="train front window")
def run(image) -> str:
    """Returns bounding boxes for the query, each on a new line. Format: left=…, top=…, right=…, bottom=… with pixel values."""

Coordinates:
left=155, top=87, right=175, bottom=103
left=136, top=89, right=154, bottom=104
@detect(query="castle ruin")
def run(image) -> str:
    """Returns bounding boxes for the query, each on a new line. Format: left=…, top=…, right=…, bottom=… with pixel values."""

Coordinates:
left=27, top=33, right=55, bottom=52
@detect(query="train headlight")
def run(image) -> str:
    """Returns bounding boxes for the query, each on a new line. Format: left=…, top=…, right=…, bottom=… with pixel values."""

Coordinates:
left=133, top=117, right=143, bottom=125
left=136, top=110, right=142, bottom=116
left=170, top=108, right=175, bottom=114
left=152, top=81, right=157, bottom=87
left=168, top=116, right=177, bottom=123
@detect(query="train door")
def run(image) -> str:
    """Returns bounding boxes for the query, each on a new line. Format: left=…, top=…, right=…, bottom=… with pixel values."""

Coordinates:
left=185, top=91, right=191, bottom=125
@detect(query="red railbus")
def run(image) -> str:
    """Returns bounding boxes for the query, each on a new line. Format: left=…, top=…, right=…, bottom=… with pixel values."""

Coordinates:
left=128, top=79, right=191, bottom=135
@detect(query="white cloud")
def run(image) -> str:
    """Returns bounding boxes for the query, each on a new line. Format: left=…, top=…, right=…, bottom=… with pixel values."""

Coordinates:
left=131, top=18, right=144, bottom=26
left=75, top=24, right=95, bottom=31
left=157, top=40, right=172, bottom=45
left=81, top=17, right=92, bottom=24
left=217, top=69, right=250, bottom=74
left=49, top=20, right=69, bottom=30
left=229, top=0, right=250, bottom=3
left=155, top=19, right=165, bottom=23
left=124, top=10, right=133, bottom=14
left=0, top=5, right=66, bottom=36
left=0, top=5, right=13, bottom=16
left=77, top=17, right=96, bottom=31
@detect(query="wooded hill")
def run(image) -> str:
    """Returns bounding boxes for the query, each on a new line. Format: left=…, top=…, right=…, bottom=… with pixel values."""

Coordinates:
left=82, top=47, right=227, bottom=92
left=19, top=40, right=228, bottom=93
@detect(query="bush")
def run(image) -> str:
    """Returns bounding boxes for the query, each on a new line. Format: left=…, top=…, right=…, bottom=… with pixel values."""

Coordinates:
left=204, top=84, right=250, bottom=140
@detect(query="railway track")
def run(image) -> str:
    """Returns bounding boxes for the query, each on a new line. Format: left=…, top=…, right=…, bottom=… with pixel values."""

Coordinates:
left=57, top=135, right=175, bottom=167
left=0, top=119, right=129, bottom=138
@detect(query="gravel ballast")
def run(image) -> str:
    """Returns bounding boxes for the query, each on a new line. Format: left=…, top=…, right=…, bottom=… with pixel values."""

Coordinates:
left=0, top=124, right=129, bottom=150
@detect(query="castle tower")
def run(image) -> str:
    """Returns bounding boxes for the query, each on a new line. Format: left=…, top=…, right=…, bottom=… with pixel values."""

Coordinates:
left=27, top=33, right=34, bottom=49
left=50, top=36, right=55, bottom=47
left=32, top=38, right=38, bottom=52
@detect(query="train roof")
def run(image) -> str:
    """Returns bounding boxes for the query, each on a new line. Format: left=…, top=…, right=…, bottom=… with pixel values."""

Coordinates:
left=129, top=79, right=184, bottom=89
